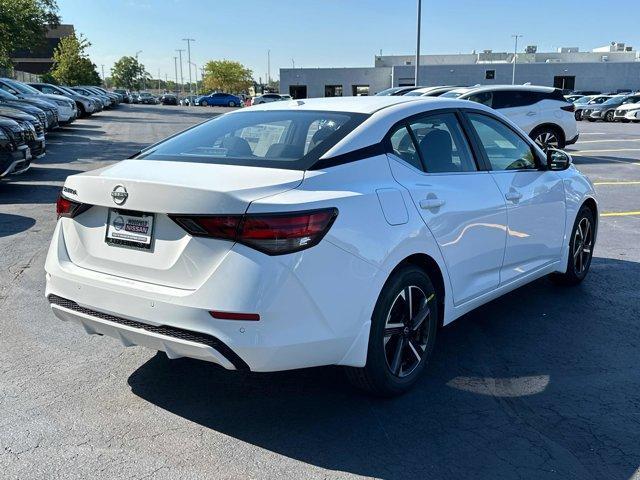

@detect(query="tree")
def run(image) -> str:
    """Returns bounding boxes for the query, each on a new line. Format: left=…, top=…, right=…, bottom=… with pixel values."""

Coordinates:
left=111, top=56, right=149, bottom=90
left=50, top=33, right=100, bottom=86
left=0, top=0, right=60, bottom=68
left=202, top=60, right=253, bottom=94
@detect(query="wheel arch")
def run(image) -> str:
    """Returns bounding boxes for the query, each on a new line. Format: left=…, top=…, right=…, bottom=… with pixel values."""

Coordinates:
left=391, top=253, right=446, bottom=328
left=531, top=122, right=566, bottom=145
left=581, top=196, right=599, bottom=240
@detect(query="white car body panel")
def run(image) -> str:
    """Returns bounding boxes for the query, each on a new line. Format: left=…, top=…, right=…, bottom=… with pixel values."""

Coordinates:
left=45, top=96, right=598, bottom=372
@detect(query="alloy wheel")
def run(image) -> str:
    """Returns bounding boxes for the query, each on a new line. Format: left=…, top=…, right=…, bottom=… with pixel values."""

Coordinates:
left=573, top=217, right=593, bottom=275
left=383, top=286, right=433, bottom=378
left=534, top=131, right=559, bottom=150
left=605, top=111, right=614, bottom=122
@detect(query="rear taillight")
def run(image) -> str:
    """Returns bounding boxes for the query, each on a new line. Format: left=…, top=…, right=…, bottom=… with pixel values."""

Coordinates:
left=170, top=208, right=338, bottom=255
left=561, top=104, right=575, bottom=112
left=56, top=193, right=90, bottom=219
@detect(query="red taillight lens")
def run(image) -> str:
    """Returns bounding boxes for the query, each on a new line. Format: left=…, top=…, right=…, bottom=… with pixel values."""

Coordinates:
left=561, top=104, right=575, bottom=112
left=56, top=193, right=89, bottom=219
left=170, top=208, right=338, bottom=255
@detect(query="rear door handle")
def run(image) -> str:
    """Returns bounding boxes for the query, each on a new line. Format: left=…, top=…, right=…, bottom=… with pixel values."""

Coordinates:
left=505, top=191, right=523, bottom=202
left=420, top=198, right=445, bottom=209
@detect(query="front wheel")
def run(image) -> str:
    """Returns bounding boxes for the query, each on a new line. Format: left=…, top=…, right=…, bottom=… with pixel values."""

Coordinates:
left=200, top=100, right=207, bottom=106
left=345, top=266, right=438, bottom=396
left=532, top=126, right=564, bottom=150
left=228, top=101, right=236, bottom=107
left=551, top=205, right=595, bottom=285
left=604, top=111, right=615, bottom=122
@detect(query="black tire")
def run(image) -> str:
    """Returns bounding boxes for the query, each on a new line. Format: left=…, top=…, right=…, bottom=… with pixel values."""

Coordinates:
left=621, top=119, right=630, bottom=123
left=228, top=101, right=236, bottom=107
left=77, top=103, right=86, bottom=118
left=575, top=111, right=582, bottom=121
left=531, top=125, right=565, bottom=150
left=551, top=205, right=595, bottom=286
left=200, top=100, right=207, bottom=106
left=345, top=265, right=438, bottom=397
left=587, top=118, right=596, bottom=122
left=604, top=110, right=614, bottom=122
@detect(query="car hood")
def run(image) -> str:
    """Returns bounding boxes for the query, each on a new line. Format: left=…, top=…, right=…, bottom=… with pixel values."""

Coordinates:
left=0, top=106, right=36, bottom=122
left=37, top=93, right=75, bottom=105
left=615, top=103, right=640, bottom=112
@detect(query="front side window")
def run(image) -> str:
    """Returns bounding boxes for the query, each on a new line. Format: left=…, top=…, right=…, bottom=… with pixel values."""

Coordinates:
left=140, top=110, right=367, bottom=170
left=467, top=113, right=537, bottom=171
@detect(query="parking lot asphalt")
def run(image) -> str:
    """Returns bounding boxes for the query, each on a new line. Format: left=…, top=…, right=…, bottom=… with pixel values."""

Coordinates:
left=1, top=105, right=639, bottom=480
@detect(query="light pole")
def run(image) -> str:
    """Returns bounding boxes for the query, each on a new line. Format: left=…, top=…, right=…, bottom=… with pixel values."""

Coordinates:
left=176, top=49, right=185, bottom=94
left=189, top=61, right=199, bottom=95
left=173, top=56, right=179, bottom=97
left=415, top=0, right=422, bottom=86
left=135, top=50, right=143, bottom=90
left=511, top=34, right=522, bottom=85
left=291, top=58, right=295, bottom=69
left=267, top=49, right=271, bottom=85
left=182, top=38, right=195, bottom=104
left=101, top=64, right=105, bottom=88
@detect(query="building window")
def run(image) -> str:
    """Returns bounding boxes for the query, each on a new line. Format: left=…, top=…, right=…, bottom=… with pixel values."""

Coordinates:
left=485, top=70, right=496, bottom=80
left=324, top=85, right=343, bottom=97
left=404, top=61, right=412, bottom=66
left=352, top=85, right=370, bottom=96
left=289, top=85, right=307, bottom=99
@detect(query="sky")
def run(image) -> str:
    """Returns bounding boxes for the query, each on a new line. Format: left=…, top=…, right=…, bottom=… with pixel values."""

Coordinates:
left=57, top=0, right=638, bottom=83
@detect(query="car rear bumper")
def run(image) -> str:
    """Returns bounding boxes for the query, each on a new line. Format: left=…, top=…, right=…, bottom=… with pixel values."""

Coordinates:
left=45, top=220, right=378, bottom=372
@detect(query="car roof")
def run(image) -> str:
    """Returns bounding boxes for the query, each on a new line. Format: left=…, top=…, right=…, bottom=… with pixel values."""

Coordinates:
left=246, top=95, right=436, bottom=114
left=461, top=84, right=557, bottom=94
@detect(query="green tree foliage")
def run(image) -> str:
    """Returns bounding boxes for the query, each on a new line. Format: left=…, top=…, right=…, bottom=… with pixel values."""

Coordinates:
left=111, top=56, right=149, bottom=90
left=0, top=0, right=60, bottom=67
left=202, top=60, right=253, bottom=93
left=50, top=33, right=100, bottom=86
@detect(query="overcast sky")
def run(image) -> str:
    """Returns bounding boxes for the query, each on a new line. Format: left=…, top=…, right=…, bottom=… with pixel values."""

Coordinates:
left=57, top=0, right=638, bottom=81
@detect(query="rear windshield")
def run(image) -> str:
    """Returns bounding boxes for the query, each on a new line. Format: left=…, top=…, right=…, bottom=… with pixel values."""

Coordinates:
left=139, top=110, right=368, bottom=170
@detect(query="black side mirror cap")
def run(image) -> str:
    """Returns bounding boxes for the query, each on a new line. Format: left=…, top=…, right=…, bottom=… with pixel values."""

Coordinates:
left=547, top=148, right=572, bottom=171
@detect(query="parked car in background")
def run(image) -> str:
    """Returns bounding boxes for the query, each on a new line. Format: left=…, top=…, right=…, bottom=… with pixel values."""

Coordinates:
left=113, top=89, right=132, bottom=103
left=0, top=116, right=31, bottom=177
left=28, top=82, right=97, bottom=117
left=137, top=92, right=157, bottom=104
left=0, top=106, right=45, bottom=158
left=614, top=95, right=640, bottom=122
left=613, top=94, right=640, bottom=123
left=251, top=93, right=289, bottom=105
left=0, top=78, right=76, bottom=124
left=196, top=92, right=242, bottom=107
left=72, top=87, right=110, bottom=108
left=179, top=95, right=198, bottom=106
left=403, top=86, right=460, bottom=97
left=46, top=95, right=597, bottom=396
left=0, top=88, right=49, bottom=129
left=564, top=94, right=585, bottom=103
left=573, top=95, right=611, bottom=120
left=58, top=86, right=102, bottom=113
left=582, top=95, right=632, bottom=122
left=89, top=86, right=122, bottom=104
left=571, top=90, right=600, bottom=96
left=160, top=94, right=178, bottom=105
left=375, top=86, right=422, bottom=96
left=440, top=85, right=578, bottom=149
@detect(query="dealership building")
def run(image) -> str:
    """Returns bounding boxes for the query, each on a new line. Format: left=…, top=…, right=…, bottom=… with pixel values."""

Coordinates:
left=280, top=42, right=640, bottom=98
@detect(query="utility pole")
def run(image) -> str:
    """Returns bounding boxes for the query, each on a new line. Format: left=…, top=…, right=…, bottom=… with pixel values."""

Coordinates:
left=415, top=0, right=421, bottom=86
left=101, top=64, right=105, bottom=88
left=189, top=61, right=199, bottom=95
left=182, top=38, right=195, bottom=104
left=291, top=58, right=295, bottom=69
left=158, top=68, right=161, bottom=92
left=511, top=34, right=523, bottom=85
left=135, top=51, right=142, bottom=90
left=176, top=49, right=185, bottom=94
left=173, top=56, right=179, bottom=97
left=267, top=49, right=271, bottom=84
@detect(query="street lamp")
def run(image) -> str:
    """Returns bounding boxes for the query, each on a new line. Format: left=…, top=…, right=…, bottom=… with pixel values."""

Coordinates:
left=182, top=38, right=195, bottom=105
left=415, top=0, right=422, bottom=86
left=189, top=61, right=199, bottom=95
left=511, top=34, right=523, bottom=85
left=135, top=50, right=143, bottom=90
left=176, top=49, right=185, bottom=95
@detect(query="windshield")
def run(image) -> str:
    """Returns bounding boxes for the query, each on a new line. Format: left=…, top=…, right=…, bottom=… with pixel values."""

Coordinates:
left=404, top=90, right=428, bottom=97
left=602, top=97, right=624, bottom=106
left=58, top=86, right=77, bottom=95
left=574, top=96, right=591, bottom=104
left=440, top=90, right=466, bottom=98
left=0, top=88, right=19, bottom=100
left=4, top=79, right=42, bottom=95
left=622, top=96, right=640, bottom=104
left=139, top=110, right=368, bottom=170
left=376, top=87, right=405, bottom=96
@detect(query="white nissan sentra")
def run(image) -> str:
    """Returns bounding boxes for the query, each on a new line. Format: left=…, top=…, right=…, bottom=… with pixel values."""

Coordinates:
left=46, top=96, right=597, bottom=395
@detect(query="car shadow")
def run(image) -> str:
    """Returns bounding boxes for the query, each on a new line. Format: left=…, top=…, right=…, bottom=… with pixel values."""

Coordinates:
left=128, top=257, right=640, bottom=479
left=0, top=212, right=36, bottom=237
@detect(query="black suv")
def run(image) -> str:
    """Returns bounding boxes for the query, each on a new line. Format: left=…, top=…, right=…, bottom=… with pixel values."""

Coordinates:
left=0, top=117, right=31, bottom=178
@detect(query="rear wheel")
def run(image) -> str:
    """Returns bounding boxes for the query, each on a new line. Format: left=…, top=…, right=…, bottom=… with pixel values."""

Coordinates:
left=77, top=103, right=86, bottom=117
left=228, top=101, right=236, bottom=107
left=574, top=111, right=582, bottom=121
left=551, top=205, right=595, bottom=285
left=200, top=100, right=207, bottom=106
left=604, top=110, right=614, bottom=122
left=532, top=126, right=565, bottom=150
left=345, top=266, right=438, bottom=396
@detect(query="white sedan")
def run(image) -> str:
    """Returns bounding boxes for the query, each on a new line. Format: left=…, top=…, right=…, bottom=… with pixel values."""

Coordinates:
left=46, top=96, right=598, bottom=396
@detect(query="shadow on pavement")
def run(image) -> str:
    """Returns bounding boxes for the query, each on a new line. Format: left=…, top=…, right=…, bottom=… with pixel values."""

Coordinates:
left=0, top=212, right=36, bottom=237
left=128, top=257, right=640, bottom=479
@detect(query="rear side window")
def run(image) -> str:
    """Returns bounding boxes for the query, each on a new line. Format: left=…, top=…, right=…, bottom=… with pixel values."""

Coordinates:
left=491, top=90, right=538, bottom=109
left=389, top=125, right=421, bottom=170
left=140, top=110, right=368, bottom=170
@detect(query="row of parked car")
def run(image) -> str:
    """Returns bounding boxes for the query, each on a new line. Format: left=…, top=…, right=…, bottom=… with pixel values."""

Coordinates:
left=374, top=84, right=578, bottom=150
left=0, top=78, right=126, bottom=180
left=567, top=92, right=640, bottom=122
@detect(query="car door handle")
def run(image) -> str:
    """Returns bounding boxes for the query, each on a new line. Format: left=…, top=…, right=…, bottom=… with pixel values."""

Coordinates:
left=420, top=198, right=445, bottom=209
left=505, top=191, right=523, bottom=202
left=526, top=111, right=537, bottom=116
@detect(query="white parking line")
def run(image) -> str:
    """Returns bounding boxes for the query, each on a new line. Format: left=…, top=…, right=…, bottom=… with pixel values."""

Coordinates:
left=570, top=154, right=640, bottom=166
left=571, top=148, right=640, bottom=154
left=577, top=139, right=640, bottom=144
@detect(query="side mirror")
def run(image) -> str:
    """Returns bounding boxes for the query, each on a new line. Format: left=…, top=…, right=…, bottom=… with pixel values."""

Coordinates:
left=547, top=148, right=572, bottom=171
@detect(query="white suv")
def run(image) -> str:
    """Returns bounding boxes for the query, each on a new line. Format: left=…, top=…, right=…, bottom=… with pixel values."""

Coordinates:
left=442, top=85, right=579, bottom=149
left=252, top=93, right=292, bottom=105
